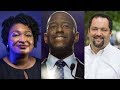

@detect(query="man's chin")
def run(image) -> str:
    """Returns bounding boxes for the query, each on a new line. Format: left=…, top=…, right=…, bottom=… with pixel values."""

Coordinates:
left=16, top=51, right=29, bottom=55
left=94, top=43, right=104, bottom=48
left=51, top=45, right=67, bottom=51
left=54, top=46, right=65, bottom=50
left=93, top=41, right=104, bottom=48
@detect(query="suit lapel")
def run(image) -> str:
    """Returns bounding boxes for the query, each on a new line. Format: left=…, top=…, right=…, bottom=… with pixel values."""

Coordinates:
left=75, top=58, right=84, bottom=79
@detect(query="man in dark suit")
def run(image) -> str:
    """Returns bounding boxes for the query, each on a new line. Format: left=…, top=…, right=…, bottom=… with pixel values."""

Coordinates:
left=41, top=11, right=84, bottom=79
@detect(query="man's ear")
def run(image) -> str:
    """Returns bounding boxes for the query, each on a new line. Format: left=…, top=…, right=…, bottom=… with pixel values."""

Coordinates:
left=44, top=33, right=48, bottom=44
left=87, top=28, right=90, bottom=38
left=74, top=32, right=79, bottom=43
left=110, top=30, right=112, bottom=36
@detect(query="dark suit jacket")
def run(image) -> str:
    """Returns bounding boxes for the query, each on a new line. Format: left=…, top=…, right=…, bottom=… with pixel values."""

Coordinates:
left=41, top=58, right=84, bottom=79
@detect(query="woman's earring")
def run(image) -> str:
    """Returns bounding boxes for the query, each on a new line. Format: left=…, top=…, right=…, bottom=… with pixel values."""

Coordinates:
left=7, top=45, right=8, bottom=48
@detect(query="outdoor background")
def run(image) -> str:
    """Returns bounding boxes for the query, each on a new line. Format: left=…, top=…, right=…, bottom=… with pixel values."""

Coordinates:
left=85, top=11, right=120, bottom=49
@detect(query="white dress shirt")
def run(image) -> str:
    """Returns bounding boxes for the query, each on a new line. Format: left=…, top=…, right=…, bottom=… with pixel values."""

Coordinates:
left=45, top=53, right=77, bottom=79
left=85, top=43, right=120, bottom=79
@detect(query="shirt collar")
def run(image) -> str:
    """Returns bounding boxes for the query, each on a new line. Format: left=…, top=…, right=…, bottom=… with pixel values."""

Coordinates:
left=46, top=53, right=77, bottom=70
left=103, top=43, right=111, bottom=51
left=88, top=43, right=111, bottom=55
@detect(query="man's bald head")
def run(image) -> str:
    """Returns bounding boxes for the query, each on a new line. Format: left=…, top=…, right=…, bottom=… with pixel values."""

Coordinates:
left=47, top=11, right=77, bottom=32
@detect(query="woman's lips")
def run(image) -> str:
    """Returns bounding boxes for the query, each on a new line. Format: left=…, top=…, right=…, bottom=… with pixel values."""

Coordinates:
left=18, top=45, right=29, bottom=49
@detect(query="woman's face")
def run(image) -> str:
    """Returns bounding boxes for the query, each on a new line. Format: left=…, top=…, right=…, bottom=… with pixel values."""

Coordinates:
left=8, top=23, right=34, bottom=55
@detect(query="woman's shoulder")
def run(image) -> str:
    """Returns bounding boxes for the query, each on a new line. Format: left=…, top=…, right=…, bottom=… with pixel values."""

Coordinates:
left=0, top=58, right=6, bottom=64
left=0, top=57, right=8, bottom=69
left=0, top=58, right=4, bottom=61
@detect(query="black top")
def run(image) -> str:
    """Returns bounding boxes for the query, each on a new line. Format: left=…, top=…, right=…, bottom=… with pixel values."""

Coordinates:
left=0, top=58, right=41, bottom=79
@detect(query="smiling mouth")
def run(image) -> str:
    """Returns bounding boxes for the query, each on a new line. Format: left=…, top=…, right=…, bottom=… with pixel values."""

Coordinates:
left=18, top=45, right=28, bottom=49
left=53, top=35, right=67, bottom=38
left=94, top=35, right=103, bottom=39
left=55, top=36, right=65, bottom=40
left=94, top=37, right=104, bottom=41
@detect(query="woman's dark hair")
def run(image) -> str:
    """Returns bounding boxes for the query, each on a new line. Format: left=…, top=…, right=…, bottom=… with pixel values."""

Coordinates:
left=1, top=13, right=40, bottom=50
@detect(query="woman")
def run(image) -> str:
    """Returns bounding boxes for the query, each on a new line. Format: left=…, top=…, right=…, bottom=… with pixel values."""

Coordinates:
left=0, top=13, right=41, bottom=79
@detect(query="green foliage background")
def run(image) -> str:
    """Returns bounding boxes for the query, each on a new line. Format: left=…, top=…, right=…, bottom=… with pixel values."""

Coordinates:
left=85, top=11, right=120, bottom=46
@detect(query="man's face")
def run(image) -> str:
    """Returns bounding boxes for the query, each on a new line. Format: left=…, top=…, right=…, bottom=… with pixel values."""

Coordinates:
left=44, top=12, right=79, bottom=51
left=88, top=17, right=111, bottom=49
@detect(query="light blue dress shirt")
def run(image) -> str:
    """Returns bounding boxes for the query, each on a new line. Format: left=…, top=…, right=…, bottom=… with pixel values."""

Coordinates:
left=45, top=53, right=77, bottom=79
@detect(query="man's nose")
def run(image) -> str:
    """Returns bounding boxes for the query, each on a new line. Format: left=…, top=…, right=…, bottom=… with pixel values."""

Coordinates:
left=57, top=25, right=63, bottom=32
left=96, top=29, right=102, bottom=36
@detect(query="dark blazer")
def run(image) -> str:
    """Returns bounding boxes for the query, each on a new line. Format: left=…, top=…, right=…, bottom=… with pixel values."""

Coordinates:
left=41, top=58, right=84, bottom=79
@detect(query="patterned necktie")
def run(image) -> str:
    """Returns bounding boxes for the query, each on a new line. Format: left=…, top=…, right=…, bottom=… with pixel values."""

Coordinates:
left=55, top=60, right=66, bottom=79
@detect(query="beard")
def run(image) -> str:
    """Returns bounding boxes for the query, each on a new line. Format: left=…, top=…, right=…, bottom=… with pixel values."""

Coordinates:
left=93, top=36, right=104, bottom=48
left=49, top=42, right=73, bottom=53
left=47, top=38, right=75, bottom=59
left=49, top=43, right=74, bottom=59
